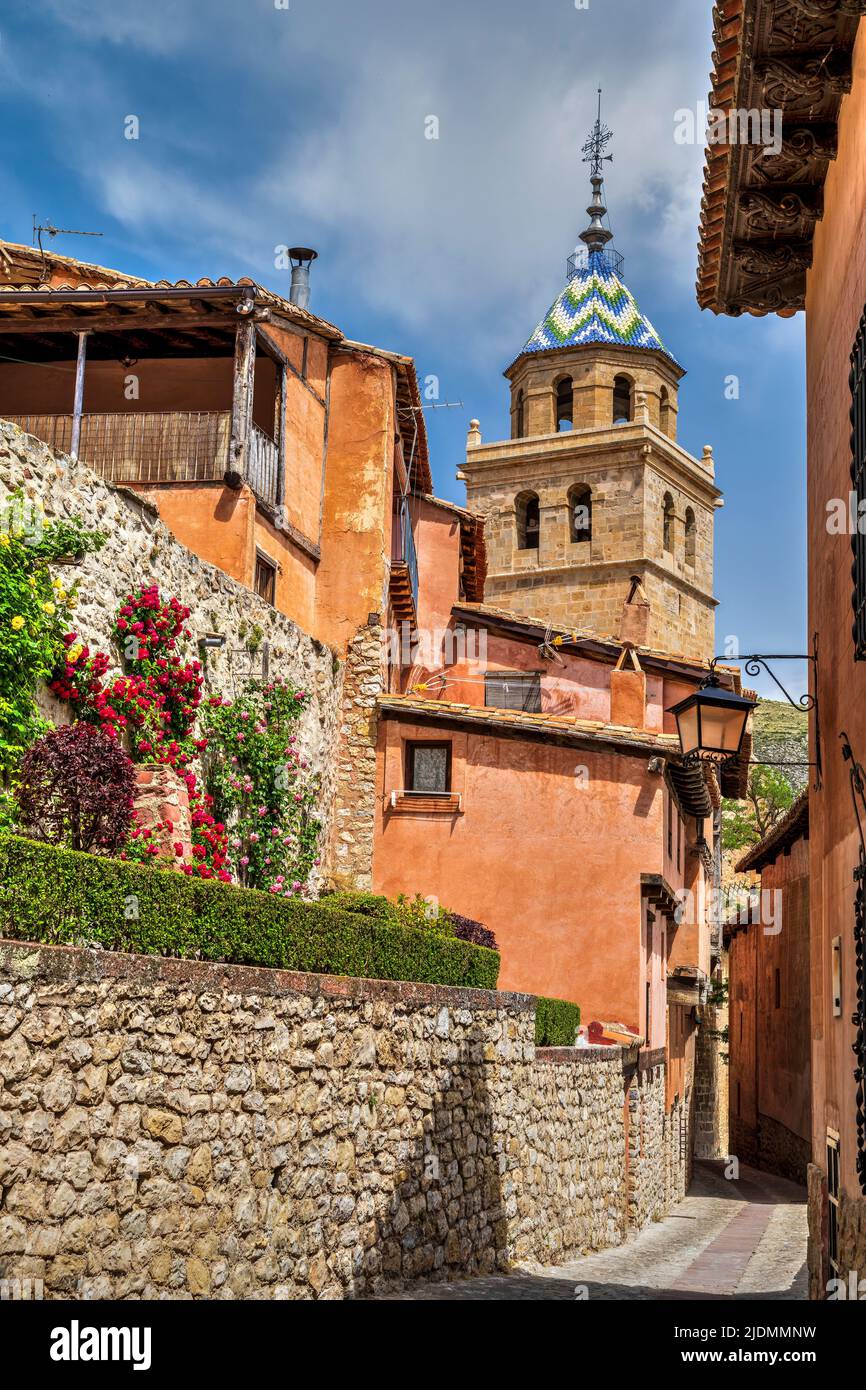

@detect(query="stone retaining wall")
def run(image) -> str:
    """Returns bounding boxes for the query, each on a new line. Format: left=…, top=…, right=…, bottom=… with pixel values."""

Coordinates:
left=0, top=941, right=642, bottom=1300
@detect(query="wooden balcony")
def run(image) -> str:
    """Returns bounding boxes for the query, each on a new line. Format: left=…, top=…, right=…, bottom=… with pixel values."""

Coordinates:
left=6, top=411, right=280, bottom=509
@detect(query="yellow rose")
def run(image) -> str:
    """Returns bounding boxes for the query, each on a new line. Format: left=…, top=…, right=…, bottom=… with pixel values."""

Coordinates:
left=42, top=601, right=56, bottom=616
left=67, top=644, right=83, bottom=662
left=67, top=596, right=77, bottom=609
left=0, top=533, right=9, bottom=547
left=10, top=615, right=24, bottom=631
left=56, top=588, right=67, bottom=601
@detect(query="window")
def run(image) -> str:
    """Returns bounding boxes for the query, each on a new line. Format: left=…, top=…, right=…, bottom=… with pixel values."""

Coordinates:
left=568, top=484, right=592, bottom=543
left=827, top=1134, right=840, bottom=1273
left=516, top=491, right=540, bottom=550
left=613, top=374, right=632, bottom=424
left=406, top=742, right=451, bottom=795
left=684, top=507, right=696, bottom=566
left=514, top=389, right=525, bottom=439
left=645, top=981, right=651, bottom=1044
left=254, top=551, right=277, bottom=605
left=774, top=967, right=781, bottom=1009
left=556, top=376, right=573, bottom=431
left=851, top=310, right=866, bottom=657
left=484, top=671, right=542, bottom=712
left=667, top=790, right=673, bottom=857
left=662, top=492, right=674, bottom=553
left=659, top=386, right=672, bottom=436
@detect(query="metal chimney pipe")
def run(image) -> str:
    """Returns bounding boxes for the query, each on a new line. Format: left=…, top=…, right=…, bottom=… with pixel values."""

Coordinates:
left=288, top=247, right=318, bottom=310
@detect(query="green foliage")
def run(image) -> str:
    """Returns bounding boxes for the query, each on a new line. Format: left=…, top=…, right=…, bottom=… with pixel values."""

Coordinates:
left=0, top=834, right=500, bottom=990
left=393, top=893, right=456, bottom=935
left=722, top=762, right=795, bottom=851
left=320, top=890, right=397, bottom=920
left=534, top=996, right=581, bottom=1046
left=201, top=679, right=320, bottom=894
left=0, top=494, right=104, bottom=780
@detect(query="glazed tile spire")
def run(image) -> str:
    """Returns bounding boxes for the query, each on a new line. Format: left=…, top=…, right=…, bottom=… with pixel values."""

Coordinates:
left=519, top=91, right=677, bottom=365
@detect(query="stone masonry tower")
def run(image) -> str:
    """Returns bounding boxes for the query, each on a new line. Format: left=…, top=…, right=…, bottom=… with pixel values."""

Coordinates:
left=460, top=100, right=721, bottom=662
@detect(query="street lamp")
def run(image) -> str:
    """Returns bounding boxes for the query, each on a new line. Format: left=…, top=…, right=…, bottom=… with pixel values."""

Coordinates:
left=668, top=678, right=757, bottom=764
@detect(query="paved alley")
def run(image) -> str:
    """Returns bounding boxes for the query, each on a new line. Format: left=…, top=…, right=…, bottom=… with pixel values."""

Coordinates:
left=379, top=1161, right=808, bottom=1301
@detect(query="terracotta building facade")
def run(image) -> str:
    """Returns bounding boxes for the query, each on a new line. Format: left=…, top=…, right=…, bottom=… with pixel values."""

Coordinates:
left=729, top=793, right=811, bottom=1185
left=697, top=0, right=866, bottom=1297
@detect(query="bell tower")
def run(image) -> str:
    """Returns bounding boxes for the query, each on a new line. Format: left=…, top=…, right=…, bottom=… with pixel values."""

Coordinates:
left=461, top=95, right=721, bottom=663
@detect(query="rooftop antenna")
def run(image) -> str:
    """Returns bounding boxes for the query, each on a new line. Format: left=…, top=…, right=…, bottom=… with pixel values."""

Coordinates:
left=31, top=216, right=104, bottom=282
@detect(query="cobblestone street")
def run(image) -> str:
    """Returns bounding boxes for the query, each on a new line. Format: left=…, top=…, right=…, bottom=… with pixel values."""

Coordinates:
left=379, top=1162, right=808, bottom=1301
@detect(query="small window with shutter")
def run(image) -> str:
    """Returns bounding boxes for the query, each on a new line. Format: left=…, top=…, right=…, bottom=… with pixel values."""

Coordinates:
left=484, top=672, right=542, bottom=712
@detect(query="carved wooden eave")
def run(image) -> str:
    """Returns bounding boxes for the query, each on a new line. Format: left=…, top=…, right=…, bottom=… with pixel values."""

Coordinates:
left=697, top=0, right=866, bottom=317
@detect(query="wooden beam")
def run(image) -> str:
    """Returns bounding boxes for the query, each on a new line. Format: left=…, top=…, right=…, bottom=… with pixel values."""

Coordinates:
left=229, top=316, right=256, bottom=482
left=276, top=361, right=287, bottom=508
left=0, top=312, right=236, bottom=336
left=70, top=331, right=89, bottom=459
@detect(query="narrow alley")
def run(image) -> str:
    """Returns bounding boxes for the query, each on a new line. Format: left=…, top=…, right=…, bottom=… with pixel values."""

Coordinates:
left=379, top=1163, right=808, bottom=1301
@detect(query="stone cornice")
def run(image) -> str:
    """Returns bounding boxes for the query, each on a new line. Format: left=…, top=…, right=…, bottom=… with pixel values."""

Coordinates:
left=465, top=423, right=722, bottom=503
left=484, top=554, right=718, bottom=608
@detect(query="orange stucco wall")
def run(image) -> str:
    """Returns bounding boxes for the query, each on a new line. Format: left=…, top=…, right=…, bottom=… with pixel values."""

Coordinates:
left=805, top=21, right=866, bottom=1199
left=314, top=351, right=396, bottom=653
left=728, top=835, right=811, bottom=1178
left=373, top=715, right=695, bottom=1036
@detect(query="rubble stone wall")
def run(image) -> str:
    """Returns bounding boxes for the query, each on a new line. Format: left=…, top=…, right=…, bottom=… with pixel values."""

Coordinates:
left=0, top=942, right=636, bottom=1300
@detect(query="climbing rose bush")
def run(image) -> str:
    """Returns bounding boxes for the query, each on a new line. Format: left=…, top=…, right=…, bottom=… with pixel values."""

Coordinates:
left=201, top=679, right=320, bottom=895
left=48, top=583, right=229, bottom=878
left=50, top=583, right=204, bottom=772
left=16, top=722, right=135, bottom=853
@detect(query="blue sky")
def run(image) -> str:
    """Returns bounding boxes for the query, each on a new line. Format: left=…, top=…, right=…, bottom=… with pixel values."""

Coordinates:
left=0, top=0, right=807, bottom=698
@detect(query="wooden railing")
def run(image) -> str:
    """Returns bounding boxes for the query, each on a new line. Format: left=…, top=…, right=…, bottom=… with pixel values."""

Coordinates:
left=6, top=411, right=233, bottom=487
left=248, top=423, right=280, bottom=510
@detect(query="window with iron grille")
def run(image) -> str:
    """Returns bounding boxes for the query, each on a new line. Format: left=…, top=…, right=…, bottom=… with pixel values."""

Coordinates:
left=851, top=308, right=866, bottom=658
left=484, top=672, right=542, bottom=712
left=405, top=742, right=451, bottom=795
left=254, top=551, right=277, bottom=606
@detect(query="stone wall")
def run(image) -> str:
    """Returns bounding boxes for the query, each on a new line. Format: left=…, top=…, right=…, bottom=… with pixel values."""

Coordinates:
left=0, top=421, right=344, bottom=887
left=693, top=1001, right=728, bottom=1160
left=325, top=616, right=384, bottom=891
left=807, top=1161, right=866, bottom=1300
left=0, top=941, right=640, bottom=1300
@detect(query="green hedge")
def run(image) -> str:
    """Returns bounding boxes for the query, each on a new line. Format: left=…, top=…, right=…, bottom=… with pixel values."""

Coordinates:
left=0, top=835, right=500, bottom=990
left=535, top=995, right=581, bottom=1046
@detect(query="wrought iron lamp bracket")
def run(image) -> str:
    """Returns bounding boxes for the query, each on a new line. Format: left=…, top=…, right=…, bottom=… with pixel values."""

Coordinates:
left=707, top=636, right=821, bottom=787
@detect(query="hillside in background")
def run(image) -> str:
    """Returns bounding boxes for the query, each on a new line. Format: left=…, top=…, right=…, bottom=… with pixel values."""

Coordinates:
left=750, top=699, right=809, bottom=793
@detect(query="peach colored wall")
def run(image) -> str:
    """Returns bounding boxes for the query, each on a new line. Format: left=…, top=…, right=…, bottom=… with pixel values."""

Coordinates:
left=373, top=716, right=673, bottom=1028
left=0, top=358, right=234, bottom=415
left=727, top=835, right=811, bottom=1171
left=314, top=351, right=395, bottom=653
left=805, top=22, right=866, bottom=1197
left=413, top=498, right=463, bottom=638
left=261, top=322, right=328, bottom=543
left=133, top=482, right=317, bottom=633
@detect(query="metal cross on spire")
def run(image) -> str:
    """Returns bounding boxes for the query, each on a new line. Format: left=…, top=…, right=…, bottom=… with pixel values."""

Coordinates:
left=581, top=88, right=614, bottom=180
left=578, top=89, right=615, bottom=257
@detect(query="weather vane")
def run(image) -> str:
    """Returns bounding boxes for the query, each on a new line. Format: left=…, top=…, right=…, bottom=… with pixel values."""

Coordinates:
left=581, top=88, right=613, bottom=180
